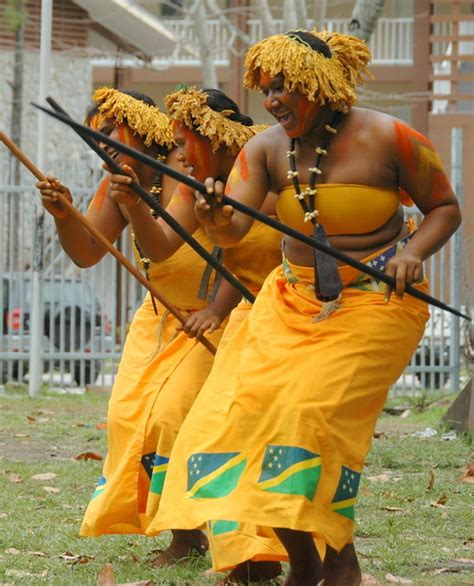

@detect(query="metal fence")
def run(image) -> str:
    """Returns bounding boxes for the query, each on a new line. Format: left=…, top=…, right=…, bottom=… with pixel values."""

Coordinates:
left=0, top=153, right=144, bottom=388
left=0, top=130, right=471, bottom=393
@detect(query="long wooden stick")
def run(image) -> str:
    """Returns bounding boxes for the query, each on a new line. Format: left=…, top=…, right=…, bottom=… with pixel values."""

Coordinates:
left=0, top=131, right=217, bottom=355
left=34, top=104, right=471, bottom=323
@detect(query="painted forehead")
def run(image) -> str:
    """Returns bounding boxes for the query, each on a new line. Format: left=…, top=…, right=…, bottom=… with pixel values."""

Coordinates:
left=258, top=71, right=284, bottom=86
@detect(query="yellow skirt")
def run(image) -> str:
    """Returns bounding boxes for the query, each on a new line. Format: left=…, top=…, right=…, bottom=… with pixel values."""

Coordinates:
left=80, top=293, right=224, bottom=536
left=147, top=257, right=429, bottom=569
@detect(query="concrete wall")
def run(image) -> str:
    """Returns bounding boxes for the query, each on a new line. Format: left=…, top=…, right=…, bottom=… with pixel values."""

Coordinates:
left=0, top=50, right=93, bottom=166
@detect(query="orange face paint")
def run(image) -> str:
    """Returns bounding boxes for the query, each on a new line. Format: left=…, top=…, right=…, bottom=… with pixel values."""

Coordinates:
left=259, top=70, right=272, bottom=87
left=172, top=122, right=212, bottom=181
left=394, top=121, right=453, bottom=206
left=116, top=124, right=136, bottom=147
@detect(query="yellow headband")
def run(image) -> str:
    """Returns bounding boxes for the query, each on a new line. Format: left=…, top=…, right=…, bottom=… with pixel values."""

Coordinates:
left=93, top=87, right=174, bottom=149
left=244, top=29, right=371, bottom=111
left=165, top=87, right=267, bottom=155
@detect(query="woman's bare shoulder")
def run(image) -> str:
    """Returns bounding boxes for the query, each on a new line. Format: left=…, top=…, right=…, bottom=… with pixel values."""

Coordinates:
left=348, top=107, right=398, bottom=141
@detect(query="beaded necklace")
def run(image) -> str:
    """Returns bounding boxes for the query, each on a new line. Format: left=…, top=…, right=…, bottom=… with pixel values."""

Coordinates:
left=287, top=112, right=344, bottom=306
left=132, top=146, right=168, bottom=315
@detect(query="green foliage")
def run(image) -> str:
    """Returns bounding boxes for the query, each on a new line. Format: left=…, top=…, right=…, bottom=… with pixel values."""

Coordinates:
left=4, top=0, right=28, bottom=32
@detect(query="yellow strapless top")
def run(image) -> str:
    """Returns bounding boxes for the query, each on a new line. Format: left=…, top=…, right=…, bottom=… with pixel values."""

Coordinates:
left=276, top=184, right=409, bottom=236
left=133, top=227, right=218, bottom=310
left=224, top=221, right=282, bottom=291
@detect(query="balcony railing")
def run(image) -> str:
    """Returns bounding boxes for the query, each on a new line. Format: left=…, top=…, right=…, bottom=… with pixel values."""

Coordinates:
left=92, top=18, right=414, bottom=69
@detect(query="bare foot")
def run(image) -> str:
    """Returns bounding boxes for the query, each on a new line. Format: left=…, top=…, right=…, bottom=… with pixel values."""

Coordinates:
left=151, top=529, right=208, bottom=567
left=322, top=543, right=362, bottom=586
left=214, top=561, right=282, bottom=585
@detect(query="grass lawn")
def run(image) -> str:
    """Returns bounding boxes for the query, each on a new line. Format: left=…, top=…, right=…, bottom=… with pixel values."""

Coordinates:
left=0, top=385, right=472, bottom=585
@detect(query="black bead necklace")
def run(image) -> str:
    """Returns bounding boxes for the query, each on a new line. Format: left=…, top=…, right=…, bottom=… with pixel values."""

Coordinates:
left=287, top=112, right=344, bottom=306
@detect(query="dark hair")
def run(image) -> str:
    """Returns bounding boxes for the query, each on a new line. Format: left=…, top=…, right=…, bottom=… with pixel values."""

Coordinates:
left=118, top=88, right=157, bottom=107
left=287, top=30, right=332, bottom=58
left=202, top=88, right=254, bottom=126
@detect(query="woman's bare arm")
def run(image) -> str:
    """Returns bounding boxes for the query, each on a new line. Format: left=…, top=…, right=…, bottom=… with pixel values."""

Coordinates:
left=37, top=175, right=127, bottom=267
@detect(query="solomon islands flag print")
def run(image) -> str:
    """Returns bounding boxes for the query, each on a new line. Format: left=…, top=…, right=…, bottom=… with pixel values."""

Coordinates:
left=257, top=445, right=322, bottom=500
left=186, top=452, right=247, bottom=498
left=331, top=465, right=361, bottom=520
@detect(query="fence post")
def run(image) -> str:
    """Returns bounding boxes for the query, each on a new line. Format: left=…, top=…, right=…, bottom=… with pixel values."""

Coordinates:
left=28, top=0, right=52, bottom=397
left=449, top=127, right=463, bottom=393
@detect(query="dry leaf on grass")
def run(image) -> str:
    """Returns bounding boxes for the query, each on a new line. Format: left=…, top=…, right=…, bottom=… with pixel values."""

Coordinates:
left=382, top=506, right=405, bottom=512
left=74, top=451, right=104, bottom=461
left=367, top=473, right=391, bottom=483
left=43, top=486, right=60, bottom=493
left=431, top=494, right=447, bottom=507
left=99, top=563, right=116, bottom=586
left=28, top=550, right=48, bottom=557
left=426, top=469, right=435, bottom=491
left=361, top=574, right=380, bottom=585
left=385, top=573, right=413, bottom=584
left=461, top=463, right=474, bottom=484
left=32, top=472, right=57, bottom=481
left=454, top=558, right=474, bottom=565
left=14, top=433, right=29, bottom=438
left=59, top=551, right=94, bottom=565
left=8, top=473, right=22, bottom=483
left=98, top=562, right=155, bottom=586
left=0, top=512, right=8, bottom=518
left=373, top=431, right=385, bottom=439
left=5, top=569, right=48, bottom=578
left=96, top=422, right=108, bottom=430
left=5, top=547, right=21, bottom=555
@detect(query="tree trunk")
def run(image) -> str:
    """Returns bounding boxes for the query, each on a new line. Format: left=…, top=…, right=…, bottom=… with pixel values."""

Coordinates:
left=349, top=0, right=386, bottom=41
left=194, top=1, right=218, bottom=87
left=283, top=0, right=298, bottom=31
left=294, top=0, right=308, bottom=28
left=254, top=0, right=276, bottom=37
left=312, top=0, right=327, bottom=30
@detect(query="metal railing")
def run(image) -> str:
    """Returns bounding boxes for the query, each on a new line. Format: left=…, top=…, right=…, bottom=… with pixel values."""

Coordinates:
left=0, top=130, right=469, bottom=393
left=91, top=17, right=414, bottom=69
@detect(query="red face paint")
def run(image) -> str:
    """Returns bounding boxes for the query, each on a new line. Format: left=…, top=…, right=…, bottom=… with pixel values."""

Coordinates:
left=172, top=121, right=213, bottom=182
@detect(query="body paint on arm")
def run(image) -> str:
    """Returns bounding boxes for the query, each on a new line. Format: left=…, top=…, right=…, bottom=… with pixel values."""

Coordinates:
left=88, top=176, right=110, bottom=211
left=394, top=121, right=454, bottom=208
left=226, top=150, right=250, bottom=194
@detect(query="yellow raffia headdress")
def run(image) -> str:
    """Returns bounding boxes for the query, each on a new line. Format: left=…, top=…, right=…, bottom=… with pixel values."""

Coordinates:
left=244, top=29, right=372, bottom=111
left=93, top=87, right=174, bottom=149
left=165, top=87, right=267, bottom=155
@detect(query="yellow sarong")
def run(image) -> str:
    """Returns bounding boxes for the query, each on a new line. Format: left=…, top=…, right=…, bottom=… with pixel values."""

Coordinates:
left=147, top=241, right=429, bottom=568
left=80, top=228, right=225, bottom=536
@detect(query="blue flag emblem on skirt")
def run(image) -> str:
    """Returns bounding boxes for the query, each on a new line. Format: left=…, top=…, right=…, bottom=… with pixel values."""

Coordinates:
left=331, top=465, right=361, bottom=520
left=186, top=452, right=247, bottom=499
left=257, top=445, right=322, bottom=500
left=150, top=454, right=170, bottom=495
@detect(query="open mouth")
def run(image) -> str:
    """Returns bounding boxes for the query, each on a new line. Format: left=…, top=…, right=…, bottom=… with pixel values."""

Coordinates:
left=273, top=109, right=292, bottom=127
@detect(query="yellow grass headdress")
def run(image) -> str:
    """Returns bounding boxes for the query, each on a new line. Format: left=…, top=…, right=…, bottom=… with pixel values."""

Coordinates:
left=244, top=29, right=371, bottom=111
left=93, top=87, right=174, bottom=149
left=165, top=87, right=267, bottom=155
